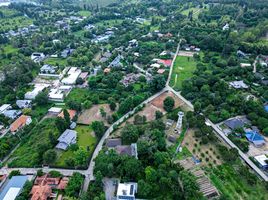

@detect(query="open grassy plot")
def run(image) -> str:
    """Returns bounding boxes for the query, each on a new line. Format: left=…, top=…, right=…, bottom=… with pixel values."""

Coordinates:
left=8, top=118, right=60, bottom=167
left=65, top=88, right=89, bottom=104
left=55, top=125, right=97, bottom=167
left=1, top=45, right=19, bottom=54
left=78, top=10, right=91, bottom=17
left=207, top=164, right=268, bottom=200
left=44, top=57, right=67, bottom=66
left=81, top=0, right=118, bottom=7
left=95, top=19, right=123, bottom=26
left=170, top=56, right=197, bottom=90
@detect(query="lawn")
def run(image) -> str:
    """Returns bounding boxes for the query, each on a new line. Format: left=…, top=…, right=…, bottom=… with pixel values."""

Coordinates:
left=65, top=88, right=89, bottom=104
left=207, top=164, right=268, bottom=200
left=44, top=57, right=67, bottom=66
left=170, top=56, right=197, bottom=90
left=82, top=0, right=118, bottom=7
left=96, top=19, right=123, bottom=26
left=55, top=125, right=97, bottom=167
left=1, top=45, right=19, bottom=54
left=78, top=10, right=91, bottom=17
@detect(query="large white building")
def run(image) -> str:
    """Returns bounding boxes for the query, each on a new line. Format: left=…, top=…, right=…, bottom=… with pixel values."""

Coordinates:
left=61, top=67, right=81, bottom=85
left=117, top=182, right=137, bottom=200
left=48, top=85, right=72, bottom=102
left=24, top=84, right=50, bottom=100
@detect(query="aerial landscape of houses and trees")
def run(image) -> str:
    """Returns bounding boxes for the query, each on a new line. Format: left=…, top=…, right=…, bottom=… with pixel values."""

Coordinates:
left=0, top=0, right=268, bottom=199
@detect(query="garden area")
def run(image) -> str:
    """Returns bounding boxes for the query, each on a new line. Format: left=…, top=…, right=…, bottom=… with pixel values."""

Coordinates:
left=55, top=125, right=97, bottom=168
left=170, top=56, right=197, bottom=90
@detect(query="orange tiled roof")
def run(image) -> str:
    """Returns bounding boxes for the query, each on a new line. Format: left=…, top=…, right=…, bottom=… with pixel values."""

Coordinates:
left=10, top=115, right=31, bottom=132
left=57, top=177, right=69, bottom=190
left=58, top=109, right=76, bottom=120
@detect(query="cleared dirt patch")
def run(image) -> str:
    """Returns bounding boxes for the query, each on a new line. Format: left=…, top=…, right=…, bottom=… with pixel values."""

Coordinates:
left=77, top=104, right=112, bottom=125
left=177, top=50, right=196, bottom=57
left=151, top=91, right=185, bottom=113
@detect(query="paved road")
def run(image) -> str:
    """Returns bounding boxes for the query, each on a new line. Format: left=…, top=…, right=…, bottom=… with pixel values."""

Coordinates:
left=166, top=39, right=181, bottom=87
left=0, top=167, right=86, bottom=176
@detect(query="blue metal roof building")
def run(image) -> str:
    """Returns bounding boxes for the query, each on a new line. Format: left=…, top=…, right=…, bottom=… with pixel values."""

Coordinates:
left=0, top=175, right=28, bottom=200
left=245, top=131, right=266, bottom=147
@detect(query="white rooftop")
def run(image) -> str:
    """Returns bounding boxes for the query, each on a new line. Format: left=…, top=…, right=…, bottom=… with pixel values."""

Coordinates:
left=24, top=84, right=50, bottom=100
left=0, top=104, right=11, bottom=114
left=61, top=67, right=81, bottom=85
left=3, top=187, right=20, bottom=200
left=254, top=155, right=268, bottom=166
left=117, top=182, right=137, bottom=198
left=48, top=107, right=62, bottom=113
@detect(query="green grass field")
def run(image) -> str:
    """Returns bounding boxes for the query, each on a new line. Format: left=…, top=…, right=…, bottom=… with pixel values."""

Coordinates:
left=44, top=57, right=67, bottom=66
left=170, top=56, right=197, bottom=90
left=81, top=0, right=118, bottom=7
left=78, top=10, right=91, bottom=17
left=55, top=125, right=97, bottom=167
left=208, top=164, right=268, bottom=200
left=96, top=19, right=123, bottom=26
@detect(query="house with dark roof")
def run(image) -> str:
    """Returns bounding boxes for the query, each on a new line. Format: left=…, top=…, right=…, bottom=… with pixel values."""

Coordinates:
left=115, top=143, right=138, bottom=159
left=224, top=117, right=250, bottom=130
left=245, top=131, right=265, bottom=147
left=106, top=138, right=122, bottom=148
left=56, top=129, right=77, bottom=150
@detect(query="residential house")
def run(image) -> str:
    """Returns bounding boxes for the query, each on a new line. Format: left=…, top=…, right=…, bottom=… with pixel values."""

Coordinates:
left=106, top=138, right=122, bottom=148
left=48, top=107, right=62, bottom=115
left=157, top=59, right=172, bottom=67
left=61, top=67, right=81, bottom=85
left=40, top=64, right=56, bottom=74
left=30, top=174, right=69, bottom=200
left=61, top=48, right=74, bottom=58
left=115, top=143, right=138, bottom=159
left=116, top=182, right=138, bottom=200
left=254, top=155, right=268, bottom=170
left=222, top=23, right=229, bottom=31
left=120, top=73, right=141, bottom=87
left=31, top=52, right=45, bottom=63
left=109, top=55, right=123, bottom=68
left=16, top=100, right=32, bottom=109
left=0, top=176, right=28, bottom=200
left=224, top=117, right=250, bottom=131
left=0, top=104, right=11, bottom=114
left=245, top=131, right=266, bottom=147
left=3, top=110, right=22, bottom=119
left=10, top=115, right=32, bottom=133
left=24, top=84, right=50, bottom=100
left=229, top=80, right=249, bottom=89
left=56, top=129, right=77, bottom=150
left=58, top=109, right=77, bottom=121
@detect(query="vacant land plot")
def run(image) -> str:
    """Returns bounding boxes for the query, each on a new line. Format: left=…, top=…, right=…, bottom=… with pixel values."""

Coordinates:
left=44, top=57, right=67, bottom=66
left=78, top=10, right=91, bottom=17
left=151, top=91, right=186, bottom=113
left=55, top=125, right=97, bottom=167
left=170, top=56, right=197, bottom=90
left=127, top=104, right=162, bottom=123
left=8, top=118, right=60, bottom=167
left=78, top=104, right=112, bottom=125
